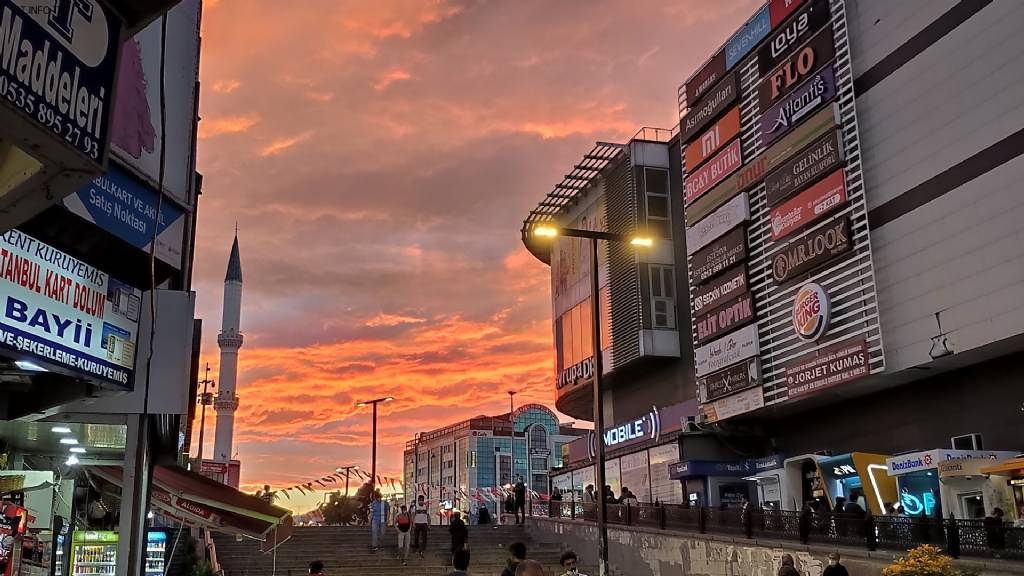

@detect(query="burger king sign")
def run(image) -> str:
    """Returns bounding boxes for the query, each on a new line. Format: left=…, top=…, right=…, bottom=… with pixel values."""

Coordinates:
left=792, top=283, right=829, bottom=341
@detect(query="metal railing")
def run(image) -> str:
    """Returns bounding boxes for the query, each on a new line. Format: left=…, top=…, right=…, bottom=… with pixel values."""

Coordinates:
left=543, top=502, right=1024, bottom=560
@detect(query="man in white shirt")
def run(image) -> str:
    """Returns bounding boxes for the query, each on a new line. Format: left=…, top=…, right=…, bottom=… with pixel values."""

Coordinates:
left=412, top=495, right=430, bottom=556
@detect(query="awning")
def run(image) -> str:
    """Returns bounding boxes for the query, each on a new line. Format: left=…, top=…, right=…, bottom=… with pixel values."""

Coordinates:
left=89, top=464, right=293, bottom=550
left=981, top=458, right=1024, bottom=477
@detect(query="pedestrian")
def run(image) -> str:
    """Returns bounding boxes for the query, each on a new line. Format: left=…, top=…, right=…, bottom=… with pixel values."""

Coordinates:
left=448, top=548, right=471, bottom=575
left=778, top=553, right=799, bottom=576
left=620, top=488, right=638, bottom=506
left=584, top=485, right=596, bottom=503
left=394, top=504, right=412, bottom=565
left=822, top=552, right=849, bottom=576
left=514, top=477, right=527, bottom=524
left=449, top=510, right=468, bottom=564
left=603, top=485, right=618, bottom=504
left=551, top=488, right=563, bottom=502
left=501, top=542, right=527, bottom=576
left=984, top=507, right=1006, bottom=552
left=413, top=495, right=430, bottom=556
left=516, top=559, right=546, bottom=576
left=308, top=560, right=326, bottom=575
left=558, top=550, right=588, bottom=576
left=370, top=490, right=390, bottom=552
left=478, top=505, right=491, bottom=525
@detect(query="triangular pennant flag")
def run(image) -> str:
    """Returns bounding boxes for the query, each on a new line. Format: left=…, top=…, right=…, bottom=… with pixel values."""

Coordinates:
left=316, top=480, right=326, bottom=487
left=297, top=486, right=307, bottom=495
left=282, top=491, right=291, bottom=500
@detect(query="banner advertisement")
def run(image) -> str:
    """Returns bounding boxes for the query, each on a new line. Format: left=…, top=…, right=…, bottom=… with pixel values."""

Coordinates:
left=771, top=217, right=851, bottom=284
left=63, top=165, right=186, bottom=268
left=685, top=106, right=741, bottom=171
left=680, top=72, right=738, bottom=144
left=760, top=65, right=838, bottom=147
left=0, top=229, right=140, bottom=387
left=695, top=294, right=755, bottom=345
left=702, top=385, right=764, bottom=423
left=725, top=4, right=771, bottom=70
left=110, top=0, right=200, bottom=206
left=770, top=0, right=806, bottom=28
left=784, top=338, right=868, bottom=399
left=684, top=50, right=726, bottom=108
left=686, top=192, right=749, bottom=255
left=684, top=139, right=742, bottom=205
left=0, top=0, right=122, bottom=163
left=759, top=0, right=830, bottom=75
left=758, top=25, right=836, bottom=109
left=690, top=226, right=747, bottom=285
left=692, top=264, right=748, bottom=315
left=770, top=168, right=847, bottom=241
left=695, top=323, right=759, bottom=377
left=765, top=128, right=844, bottom=206
left=699, top=357, right=760, bottom=403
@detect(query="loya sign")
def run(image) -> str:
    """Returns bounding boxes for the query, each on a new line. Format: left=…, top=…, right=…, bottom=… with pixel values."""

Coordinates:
left=695, top=322, right=759, bottom=377
left=588, top=406, right=661, bottom=457
left=0, top=228, right=140, bottom=387
left=698, top=356, right=760, bottom=403
left=765, top=128, right=844, bottom=207
left=759, top=0, right=831, bottom=75
left=771, top=217, right=851, bottom=284
left=0, top=0, right=122, bottom=162
left=758, top=25, right=835, bottom=110
left=684, top=50, right=726, bottom=108
left=690, top=226, right=747, bottom=285
left=684, top=138, right=742, bottom=205
left=685, top=106, right=740, bottom=172
left=686, top=192, right=749, bottom=255
left=695, top=293, right=756, bottom=345
left=692, top=264, right=748, bottom=314
left=770, top=168, right=847, bottom=241
left=680, top=71, right=738, bottom=144
left=761, top=67, right=838, bottom=148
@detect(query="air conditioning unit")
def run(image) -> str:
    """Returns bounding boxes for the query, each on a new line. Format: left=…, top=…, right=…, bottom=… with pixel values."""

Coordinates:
left=951, top=433, right=984, bottom=451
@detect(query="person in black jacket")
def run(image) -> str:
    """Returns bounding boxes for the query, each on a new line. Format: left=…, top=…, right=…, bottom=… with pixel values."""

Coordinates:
left=449, top=511, right=469, bottom=564
left=822, top=552, right=849, bottom=576
left=501, top=542, right=527, bottom=576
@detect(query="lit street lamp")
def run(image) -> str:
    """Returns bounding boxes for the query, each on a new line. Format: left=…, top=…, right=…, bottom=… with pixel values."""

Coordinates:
left=335, top=465, right=360, bottom=496
left=528, top=224, right=651, bottom=576
left=356, top=396, right=394, bottom=491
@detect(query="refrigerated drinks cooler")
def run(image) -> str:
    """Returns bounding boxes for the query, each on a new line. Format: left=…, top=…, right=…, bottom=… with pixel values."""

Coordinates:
left=70, top=530, right=168, bottom=576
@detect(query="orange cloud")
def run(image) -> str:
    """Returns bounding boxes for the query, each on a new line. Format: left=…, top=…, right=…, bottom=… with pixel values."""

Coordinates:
left=212, top=79, right=241, bottom=94
left=260, top=131, right=313, bottom=156
left=374, top=69, right=412, bottom=91
left=365, top=313, right=427, bottom=327
left=198, top=114, right=260, bottom=138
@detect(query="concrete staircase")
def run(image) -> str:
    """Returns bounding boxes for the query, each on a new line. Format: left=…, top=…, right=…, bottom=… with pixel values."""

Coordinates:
left=214, top=524, right=583, bottom=576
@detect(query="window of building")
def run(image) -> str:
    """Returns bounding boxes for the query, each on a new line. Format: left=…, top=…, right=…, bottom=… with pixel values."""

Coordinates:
left=644, top=168, right=671, bottom=239
left=529, top=425, right=548, bottom=452
left=650, top=265, right=676, bottom=329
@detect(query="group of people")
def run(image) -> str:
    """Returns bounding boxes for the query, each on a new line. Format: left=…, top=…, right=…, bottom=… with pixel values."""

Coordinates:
left=501, top=542, right=589, bottom=576
left=580, top=484, right=638, bottom=505
left=777, top=552, right=848, bottom=576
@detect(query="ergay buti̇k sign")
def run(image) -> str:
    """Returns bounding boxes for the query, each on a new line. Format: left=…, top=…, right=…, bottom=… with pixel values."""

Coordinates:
left=685, top=139, right=742, bottom=205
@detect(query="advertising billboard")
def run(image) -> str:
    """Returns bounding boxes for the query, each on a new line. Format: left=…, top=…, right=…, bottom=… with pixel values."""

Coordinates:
left=698, top=357, right=760, bottom=403
left=694, top=323, right=759, bottom=377
left=690, top=226, right=746, bottom=285
left=765, top=128, right=844, bottom=206
left=679, top=72, right=738, bottom=144
left=759, top=0, right=830, bottom=75
left=784, top=338, right=868, bottom=399
left=758, top=25, right=835, bottom=110
left=769, top=168, right=847, bottom=241
left=110, top=0, right=200, bottom=206
left=685, top=106, right=741, bottom=171
left=0, top=0, right=121, bottom=163
left=760, top=65, right=838, bottom=148
left=684, top=138, right=742, bottom=205
left=692, top=264, right=748, bottom=315
left=686, top=192, right=749, bottom=255
left=771, top=217, right=851, bottom=284
left=694, top=294, right=755, bottom=346
left=724, top=4, right=771, bottom=70
left=0, top=229, right=140, bottom=387
left=684, top=51, right=726, bottom=109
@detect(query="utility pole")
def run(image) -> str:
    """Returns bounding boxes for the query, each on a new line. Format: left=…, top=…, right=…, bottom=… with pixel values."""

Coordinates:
left=196, top=363, right=215, bottom=464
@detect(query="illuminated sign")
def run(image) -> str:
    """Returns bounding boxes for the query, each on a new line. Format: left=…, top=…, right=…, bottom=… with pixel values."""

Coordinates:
left=792, top=282, right=829, bottom=341
left=900, top=490, right=936, bottom=517
left=885, top=449, right=1016, bottom=476
left=833, top=464, right=856, bottom=477
left=587, top=406, right=660, bottom=457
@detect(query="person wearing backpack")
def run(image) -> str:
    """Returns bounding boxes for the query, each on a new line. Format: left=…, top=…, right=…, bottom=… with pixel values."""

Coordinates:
left=395, top=505, right=412, bottom=565
left=412, top=495, right=430, bottom=556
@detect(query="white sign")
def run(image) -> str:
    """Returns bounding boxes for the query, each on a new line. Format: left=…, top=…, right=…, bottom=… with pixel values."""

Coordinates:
left=686, top=192, right=750, bottom=255
left=0, top=229, right=140, bottom=386
left=702, top=385, right=764, bottom=423
left=695, top=323, right=760, bottom=377
left=885, top=449, right=1017, bottom=476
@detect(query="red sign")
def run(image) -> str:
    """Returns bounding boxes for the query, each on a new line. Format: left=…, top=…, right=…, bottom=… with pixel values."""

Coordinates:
left=175, top=496, right=214, bottom=520
left=770, top=169, right=847, bottom=241
left=685, top=138, right=742, bottom=205
left=200, top=460, right=228, bottom=474
left=685, top=106, right=741, bottom=171
left=770, top=0, right=805, bottom=28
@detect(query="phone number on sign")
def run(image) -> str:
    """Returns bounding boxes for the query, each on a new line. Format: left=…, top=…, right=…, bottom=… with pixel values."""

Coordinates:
left=0, top=72, right=101, bottom=161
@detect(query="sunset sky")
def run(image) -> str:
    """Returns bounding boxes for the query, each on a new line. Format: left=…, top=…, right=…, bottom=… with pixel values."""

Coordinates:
left=190, top=0, right=760, bottom=512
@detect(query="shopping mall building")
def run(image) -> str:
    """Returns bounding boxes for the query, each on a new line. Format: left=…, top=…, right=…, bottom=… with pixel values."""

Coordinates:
left=524, top=0, right=1024, bottom=520
left=402, top=404, right=585, bottom=521
left=0, top=2, right=291, bottom=575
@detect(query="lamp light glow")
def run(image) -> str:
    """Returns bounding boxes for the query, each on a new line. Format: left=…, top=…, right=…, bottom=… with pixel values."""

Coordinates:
left=533, top=226, right=558, bottom=238
left=630, top=236, right=654, bottom=247
left=59, top=438, right=78, bottom=445
left=51, top=426, right=72, bottom=434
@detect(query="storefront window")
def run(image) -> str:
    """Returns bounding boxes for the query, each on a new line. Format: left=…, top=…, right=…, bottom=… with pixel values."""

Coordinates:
left=573, top=466, right=595, bottom=497
left=819, top=455, right=867, bottom=512
left=649, top=444, right=683, bottom=504
left=897, top=471, right=942, bottom=518
left=620, top=451, right=650, bottom=503
left=605, top=458, right=621, bottom=498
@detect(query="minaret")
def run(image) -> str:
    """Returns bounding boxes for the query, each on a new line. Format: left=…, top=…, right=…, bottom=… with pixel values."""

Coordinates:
left=214, top=234, right=243, bottom=463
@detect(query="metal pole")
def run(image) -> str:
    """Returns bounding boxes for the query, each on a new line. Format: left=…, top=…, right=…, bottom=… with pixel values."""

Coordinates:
left=196, top=363, right=212, bottom=464
left=590, top=237, right=610, bottom=576
left=345, top=469, right=351, bottom=496
left=372, top=401, right=378, bottom=491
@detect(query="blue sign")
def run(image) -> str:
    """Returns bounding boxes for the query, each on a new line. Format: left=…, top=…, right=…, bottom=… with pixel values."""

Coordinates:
left=0, top=0, right=121, bottom=162
left=725, top=5, right=772, bottom=70
left=64, top=165, right=185, bottom=268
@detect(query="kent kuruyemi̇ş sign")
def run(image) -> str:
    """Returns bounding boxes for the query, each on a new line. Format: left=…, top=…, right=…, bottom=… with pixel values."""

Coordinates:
left=0, top=229, right=140, bottom=386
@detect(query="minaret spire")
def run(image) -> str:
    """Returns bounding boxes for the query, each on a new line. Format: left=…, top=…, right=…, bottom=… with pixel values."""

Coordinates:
left=214, top=232, right=243, bottom=464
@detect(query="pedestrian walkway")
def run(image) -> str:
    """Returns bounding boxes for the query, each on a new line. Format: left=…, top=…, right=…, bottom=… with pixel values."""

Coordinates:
left=214, top=524, right=583, bottom=575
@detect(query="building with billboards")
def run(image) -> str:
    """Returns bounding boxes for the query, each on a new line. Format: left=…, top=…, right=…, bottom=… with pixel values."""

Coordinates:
left=671, top=0, right=1024, bottom=518
left=402, top=404, right=584, bottom=522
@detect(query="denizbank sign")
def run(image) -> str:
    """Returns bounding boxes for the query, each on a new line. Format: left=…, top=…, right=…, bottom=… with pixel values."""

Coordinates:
left=885, top=449, right=1017, bottom=476
left=0, top=0, right=121, bottom=162
left=0, top=228, right=140, bottom=386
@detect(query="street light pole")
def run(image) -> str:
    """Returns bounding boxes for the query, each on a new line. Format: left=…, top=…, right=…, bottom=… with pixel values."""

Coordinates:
left=196, top=363, right=215, bottom=464
left=336, top=465, right=360, bottom=496
left=356, top=397, right=394, bottom=491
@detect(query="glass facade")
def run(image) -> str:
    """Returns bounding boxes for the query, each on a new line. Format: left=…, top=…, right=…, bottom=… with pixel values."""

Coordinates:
left=551, top=440, right=683, bottom=505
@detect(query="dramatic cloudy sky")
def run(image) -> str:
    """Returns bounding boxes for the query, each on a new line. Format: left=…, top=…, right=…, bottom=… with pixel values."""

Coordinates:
left=191, top=0, right=759, bottom=511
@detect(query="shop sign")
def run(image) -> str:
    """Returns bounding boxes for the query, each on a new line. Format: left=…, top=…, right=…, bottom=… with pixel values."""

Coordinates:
left=684, top=138, right=742, bottom=205
left=692, top=264, right=748, bottom=314
left=784, top=337, right=868, bottom=399
left=765, top=128, right=844, bottom=207
left=770, top=168, right=847, bottom=241
left=684, top=50, right=726, bottom=108
left=770, top=0, right=805, bottom=28
left=698, top=356, right=760, bottom=403
left=690, top=226, right=747, bottom=285
left=680, top=71, right=738, bottom=144
left=791, top=282, right=829, bottom=340
left=771, top=217, right=851, bottom=284
left=199, top=460, right=227, bottom=474
left=696, top=294, right=755, bottom=345
left=761, top=66, right=838, bottom=148
left=588, top=405, right=661, bottom=457
left=886, top=449, right=1015, bottom=476
left=0, top=228, right=140, bottom=387
left=752, top=453, right=785, bottom=471
left=758, top=25, right=835, bottom=110
left=759, top=0, right=830, bottom=75
left=63, top=165, right=187, bottom=269
left=175, top=496, right=213, bottom=520
left=685, top=104, right=839, bottom=227
left=686, top=192, right=749, bottom=255
left=702, top=385, right=764, bottom=423
left=557, top=356, right=593, bottom=390
left=0, top=0, right=121, bottom=163
left=695, top=323, right=759, bottom=377
left=937, top=459, right=992, bottom=479
left=685, top=106, right=741, bottom=171
left=725, top=4, right=771, bottom=70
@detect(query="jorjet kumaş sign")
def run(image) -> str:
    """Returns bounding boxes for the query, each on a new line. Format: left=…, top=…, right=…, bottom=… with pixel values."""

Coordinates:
left=0, top=0, right=122, bottom=162
left=0, top=229, right=140, bottom=386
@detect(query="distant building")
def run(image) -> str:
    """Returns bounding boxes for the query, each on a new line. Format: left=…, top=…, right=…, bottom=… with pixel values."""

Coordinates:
left=403, top=404, right=585, bottom=520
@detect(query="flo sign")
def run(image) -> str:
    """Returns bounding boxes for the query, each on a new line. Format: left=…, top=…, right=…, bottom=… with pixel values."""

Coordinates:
left=0, top=0, right=121, bottom=162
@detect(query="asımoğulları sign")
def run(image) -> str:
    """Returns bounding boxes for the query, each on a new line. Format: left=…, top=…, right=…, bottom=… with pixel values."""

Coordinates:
left=0, top=229, right=140, bottom=386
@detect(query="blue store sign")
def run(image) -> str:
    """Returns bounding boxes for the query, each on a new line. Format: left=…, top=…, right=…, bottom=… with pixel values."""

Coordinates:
left=725, top=4, right=771, bottom=70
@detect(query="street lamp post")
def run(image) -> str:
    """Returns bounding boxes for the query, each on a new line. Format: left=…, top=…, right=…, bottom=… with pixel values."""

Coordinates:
left=196, top=363, right=215, bottom=464
left=356, top=396, right=394, bottom=491
left=530, top=225, right=651, bottom=576
left=336, top=465, right=360, bottom=496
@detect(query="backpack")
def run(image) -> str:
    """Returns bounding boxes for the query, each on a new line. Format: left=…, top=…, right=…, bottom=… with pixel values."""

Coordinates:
left=397, top=512, right=411, bottom=532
